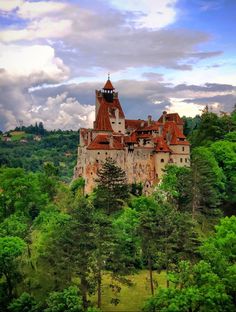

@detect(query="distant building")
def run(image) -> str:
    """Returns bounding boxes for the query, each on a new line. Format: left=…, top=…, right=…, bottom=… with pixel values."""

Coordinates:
left=34, top=135, right=42, bottom=141
left=74, top=78, right=190, bottom=193
left=20, top=139, right=28, bottom=143
left=2, top=136, right=12, bottom=142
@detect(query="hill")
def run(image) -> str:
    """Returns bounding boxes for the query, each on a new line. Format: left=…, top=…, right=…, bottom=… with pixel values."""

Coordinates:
left=0, top=129, right=79, bottom=182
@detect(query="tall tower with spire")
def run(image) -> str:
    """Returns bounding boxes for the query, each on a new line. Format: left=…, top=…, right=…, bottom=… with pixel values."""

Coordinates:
left=102, top=74, right=115, bottom=102
left=94, top=76, right=125, bottom=134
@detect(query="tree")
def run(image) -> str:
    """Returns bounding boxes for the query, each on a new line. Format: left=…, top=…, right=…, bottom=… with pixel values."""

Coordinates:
left=132, top=195, right=198, bottom=294
left=159, top=165, right=192, bottom=211
left=93, top=210, right=116, bottom=308
left=143, top=216, right=236, bottom=312
left=38, top=122, right=45, bottom=136
left=189, top=110, right=236, bottom=148
left=210, top=140, right=236, bottom=214
left=143, top=260, right=234, bottom=312
left=95, top=158, right=129, bottom=214
left=0, top=168, right=48, bottom=221
left=0, top=213, right=28, bottom=238
left=70, top=177, right=85, bottom=196
left=112, top=207, right=141, bottom=271
left=199, top=216, right=236, bottom=302
left=45, top=286, right=83, bottom=312
left=36, top=195, right=99, bottom=309
left=0, top=236, right=26, bottom=298
left=8, top=292, right=40, bottom=312
left=56, top=196, right=97, bottom=308
left=190, top=147, right=225, bottom=221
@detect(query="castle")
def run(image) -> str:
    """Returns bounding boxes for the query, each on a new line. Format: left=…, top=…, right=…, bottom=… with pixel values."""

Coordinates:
left=74, top=78, right=190, bottom=193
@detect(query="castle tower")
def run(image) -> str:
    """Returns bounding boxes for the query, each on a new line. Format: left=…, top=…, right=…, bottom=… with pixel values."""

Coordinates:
left=94, top=76, right=125, bottom=134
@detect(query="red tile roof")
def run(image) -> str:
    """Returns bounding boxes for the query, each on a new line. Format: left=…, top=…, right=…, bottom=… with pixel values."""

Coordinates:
left=162, top=121, right=189, bottom=145
left=103, top=79, right=115, bottom=90
left=109, top=98, right=125, bottom=118
left=153, top=137, right=172, bottom=152
left=94, top=98, right=113, bottom=131
left=158, top=112, right=184, bottom=125
left=125, top=119, right=146, bottom=129
left=138, top=133, right=152, bottom=139
left=87, top=134, right=124, bottom=150
left=124, top=132, right=137, bottom=143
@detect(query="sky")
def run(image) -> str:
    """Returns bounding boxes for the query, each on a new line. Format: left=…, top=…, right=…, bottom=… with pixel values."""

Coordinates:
left=0, top=0, right=236, bottom=131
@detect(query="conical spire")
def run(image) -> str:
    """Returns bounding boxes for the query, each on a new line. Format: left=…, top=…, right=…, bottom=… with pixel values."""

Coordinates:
left=103, top=73, right=115, bottom=90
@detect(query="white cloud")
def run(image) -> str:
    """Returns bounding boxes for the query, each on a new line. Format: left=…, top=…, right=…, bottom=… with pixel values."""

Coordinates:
left=0, top=17, right=72, bottom=42
left=0, top=0, right=23, bottom=12
left=29, top=92, right=95, bottom=130
left=18, top=1, right=67, bottom=19
left=166, top=98, right=204, bottom=117
left=0, top=43, right=69, bottom=81
left=110, top=0, right=178, bottom=28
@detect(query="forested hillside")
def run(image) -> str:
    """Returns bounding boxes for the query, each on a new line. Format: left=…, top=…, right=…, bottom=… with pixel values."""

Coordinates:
left=0, top=124, right=79, bottom=182
left=0, top=109, right=236, bottom=312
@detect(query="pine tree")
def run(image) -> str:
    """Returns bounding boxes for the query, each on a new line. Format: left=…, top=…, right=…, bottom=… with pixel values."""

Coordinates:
left=95, top=157, right=129, bottom=214
left=190, top=147, right=225, bottom=221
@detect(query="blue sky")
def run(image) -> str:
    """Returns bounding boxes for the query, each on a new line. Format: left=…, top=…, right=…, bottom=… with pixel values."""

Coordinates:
left=0, top=0, right=235, bottom=130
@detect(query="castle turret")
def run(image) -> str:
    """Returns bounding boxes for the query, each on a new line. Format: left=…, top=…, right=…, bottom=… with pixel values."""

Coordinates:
left=102, top=75, right=115, bottom=102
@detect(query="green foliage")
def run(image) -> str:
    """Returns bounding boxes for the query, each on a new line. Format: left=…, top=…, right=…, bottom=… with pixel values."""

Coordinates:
left=210, top=140, right=236, bottom=209
left=224, top=130, right=236, bottom=142
left=0, top=131, right=78, bottom=182
left=182, top=115, right=201, bottom=137
left=0, top=213, right=28, bottom=238
left=113, top=207, right=141, bottom=270
left=45, top=286, right=83, bottom=312
left=8, top=292, right=40, bottom=312
left=95, top=158, right=129, bottom=214
left=0, top=168, right=48, bottom=221
left=70, top=177, right=85, bottom=195
left=144, top=262, right=234, bottom=312
left=131, top=196, right=198, bottom=294
left=143, top=216, right=236, bottom=312
left=0, top=236, right=26, bottom=298
left=130, top=182, right=143, bottom=196
left=160, top=165, right=191, bottom=211
left=200, top=216, right=236, bottom=281
left=190, top=147, right=225, bottom=219
left=189, top=110, right=236, bottom=147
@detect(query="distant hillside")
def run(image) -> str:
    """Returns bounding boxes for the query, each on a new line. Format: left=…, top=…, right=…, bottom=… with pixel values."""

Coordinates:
left=0, top=130, right=79, bottom=182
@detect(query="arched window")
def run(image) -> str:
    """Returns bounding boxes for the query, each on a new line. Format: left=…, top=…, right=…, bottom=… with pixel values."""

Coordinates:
left=161, top=159, right=164, bottom=163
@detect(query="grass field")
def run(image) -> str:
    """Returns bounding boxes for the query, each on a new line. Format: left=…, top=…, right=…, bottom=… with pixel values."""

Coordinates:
left=90, top=270, right=166, bottom=312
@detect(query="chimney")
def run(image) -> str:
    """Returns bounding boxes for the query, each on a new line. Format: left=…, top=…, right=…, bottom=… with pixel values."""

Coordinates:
left=87, top=131, right=91, bottom=145
left=159, top=125, right=163, bottom=135
left=148, top=115, right=152, bottom=126
left=109, top=134, right=114, bottom=148
left=162, top=111, right=167, bottom=123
